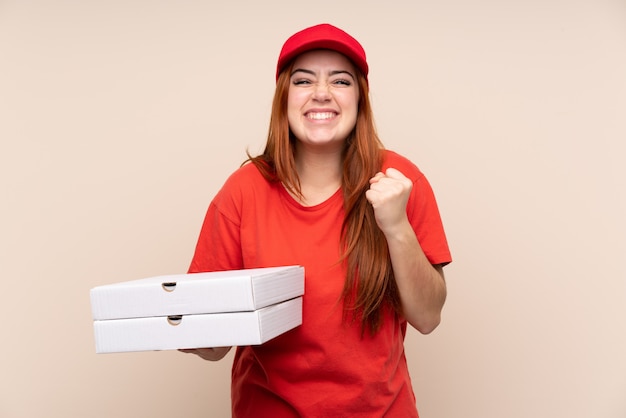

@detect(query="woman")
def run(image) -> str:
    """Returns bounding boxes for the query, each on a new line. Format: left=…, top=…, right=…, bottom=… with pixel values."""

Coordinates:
left=182, top=23, right=452, bottom=417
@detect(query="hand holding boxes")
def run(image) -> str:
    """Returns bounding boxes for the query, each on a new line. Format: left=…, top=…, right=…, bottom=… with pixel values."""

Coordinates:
left=90, top=266, right=304, bottom=353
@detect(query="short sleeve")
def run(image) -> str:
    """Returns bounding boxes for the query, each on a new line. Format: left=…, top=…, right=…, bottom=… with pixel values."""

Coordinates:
left=187, top=180, right=245, bottom=274
left=382, top=150, right=452, bottom=266
left=407, top=174, right=452, bottom=266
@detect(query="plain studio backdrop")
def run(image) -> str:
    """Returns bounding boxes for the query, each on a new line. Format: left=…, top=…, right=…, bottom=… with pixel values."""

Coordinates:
left=1, top=1, right=625, bottom=417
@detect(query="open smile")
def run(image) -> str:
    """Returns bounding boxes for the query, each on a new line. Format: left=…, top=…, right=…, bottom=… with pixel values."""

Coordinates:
left=306, top=112, right=337, bottom=120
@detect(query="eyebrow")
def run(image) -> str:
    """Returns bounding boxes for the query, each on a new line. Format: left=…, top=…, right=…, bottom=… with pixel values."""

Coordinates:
left=290, top=68, right=355, bottom=80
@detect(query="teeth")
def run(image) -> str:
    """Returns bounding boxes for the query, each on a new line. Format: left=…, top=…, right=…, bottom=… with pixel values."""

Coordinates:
left=307, top=112, right=335, bottom=120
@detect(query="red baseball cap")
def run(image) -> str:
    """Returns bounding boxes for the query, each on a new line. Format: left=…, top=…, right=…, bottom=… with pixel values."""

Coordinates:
left=276, top=23, right=368, bottom=82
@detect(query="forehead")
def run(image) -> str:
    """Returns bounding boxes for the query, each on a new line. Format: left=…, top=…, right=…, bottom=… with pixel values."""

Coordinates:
left=291, top=49, right=356, bottom=73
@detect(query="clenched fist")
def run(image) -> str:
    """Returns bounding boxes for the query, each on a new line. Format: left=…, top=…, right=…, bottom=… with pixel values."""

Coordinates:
left=365, top=167, right=412, bottom=235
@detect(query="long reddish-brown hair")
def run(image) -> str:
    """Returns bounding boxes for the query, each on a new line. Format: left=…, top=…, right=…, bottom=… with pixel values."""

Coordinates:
left=247, top=62, right=401, bottom=334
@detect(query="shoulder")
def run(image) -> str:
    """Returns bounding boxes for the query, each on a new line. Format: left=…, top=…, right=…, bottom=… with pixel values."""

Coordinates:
left=213, top=162, right=272, bottom=205
left=224, top=161, right=265, bottom=182
left=220, top=162, right=267, bottom=192
left=381, top=150, right=425, bottom=182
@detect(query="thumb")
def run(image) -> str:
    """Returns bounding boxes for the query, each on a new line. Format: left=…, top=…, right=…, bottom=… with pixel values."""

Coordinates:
left=384, top=167, right=407, bottom=180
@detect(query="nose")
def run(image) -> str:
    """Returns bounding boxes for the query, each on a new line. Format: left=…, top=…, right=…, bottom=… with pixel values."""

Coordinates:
left=312, top=82, right=331, bottom=102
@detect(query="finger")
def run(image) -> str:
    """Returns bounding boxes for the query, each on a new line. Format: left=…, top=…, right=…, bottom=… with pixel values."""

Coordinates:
left=365, top=189, right=377, bottom=206
left=369, top=171, right=385, bottom=184
left=384, top=167, right=406, bottom=179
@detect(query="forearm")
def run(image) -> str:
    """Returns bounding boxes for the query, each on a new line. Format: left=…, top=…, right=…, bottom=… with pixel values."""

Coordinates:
left=385, top=220, right=447, bottom=334
left=179, top=346, right=232, bottom=361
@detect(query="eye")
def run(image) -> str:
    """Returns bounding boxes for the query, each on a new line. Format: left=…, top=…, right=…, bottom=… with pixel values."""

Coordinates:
left=332, top=78, right=352, bottom=87
left=292, top=78, right=312, bottom=86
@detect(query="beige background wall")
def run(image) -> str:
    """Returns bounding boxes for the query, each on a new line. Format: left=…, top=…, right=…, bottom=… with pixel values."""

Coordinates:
left=1, top=1, right=625, bottom=417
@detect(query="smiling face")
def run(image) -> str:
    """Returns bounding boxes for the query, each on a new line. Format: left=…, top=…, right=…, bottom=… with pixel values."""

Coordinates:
left=287, top=49, right=360, bottom=151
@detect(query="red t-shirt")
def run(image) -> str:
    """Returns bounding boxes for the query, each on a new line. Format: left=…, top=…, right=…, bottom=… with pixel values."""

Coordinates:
left=189, top=150, right=452, bottom=417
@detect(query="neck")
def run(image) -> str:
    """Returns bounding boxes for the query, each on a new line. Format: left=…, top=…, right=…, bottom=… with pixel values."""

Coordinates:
left=291, top=146, right=343, bottom=206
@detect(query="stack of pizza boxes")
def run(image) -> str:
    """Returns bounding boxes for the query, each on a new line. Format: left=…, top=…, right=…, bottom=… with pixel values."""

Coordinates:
left=90, top=266, right=304, bottom=353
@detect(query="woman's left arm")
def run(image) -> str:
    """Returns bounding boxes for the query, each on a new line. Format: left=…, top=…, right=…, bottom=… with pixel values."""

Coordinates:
left=366, top=168, right=447, bottom=334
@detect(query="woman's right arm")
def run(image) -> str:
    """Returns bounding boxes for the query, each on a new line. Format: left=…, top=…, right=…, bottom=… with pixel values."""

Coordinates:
left=182, top=170, right=248, bottom=362
left=179, top=347, right=232, bottom=361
